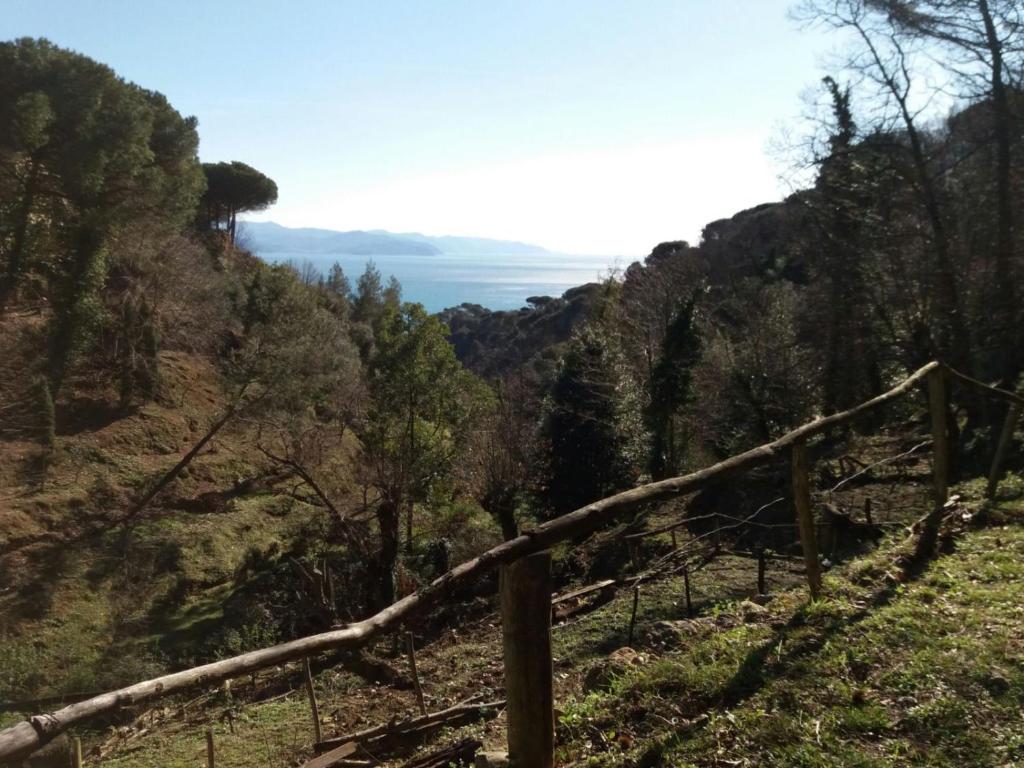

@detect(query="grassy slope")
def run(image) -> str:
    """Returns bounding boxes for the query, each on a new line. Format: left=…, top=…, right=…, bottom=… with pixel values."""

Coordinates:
left=0, top=348, right=356, bottom=712
left=559, top=477, right=1024, bottom=767
left=76, top=473, right=1023, bottom=768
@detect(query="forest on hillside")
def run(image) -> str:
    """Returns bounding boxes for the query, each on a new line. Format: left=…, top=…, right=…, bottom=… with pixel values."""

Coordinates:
left=1, top=2, right=1024, bottom=766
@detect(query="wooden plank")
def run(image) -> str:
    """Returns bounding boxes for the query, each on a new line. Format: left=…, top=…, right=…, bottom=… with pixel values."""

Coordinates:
left=792, top=440, right=822, bottom=600
left=500, top=553, right=553, bottom=768
left=302, top=741, right=358, bottom=768
left=551, top=580, right=616, bottom=605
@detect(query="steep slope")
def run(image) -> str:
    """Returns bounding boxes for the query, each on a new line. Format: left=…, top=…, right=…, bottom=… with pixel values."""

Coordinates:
left=0, top=335, right=362, bottom=707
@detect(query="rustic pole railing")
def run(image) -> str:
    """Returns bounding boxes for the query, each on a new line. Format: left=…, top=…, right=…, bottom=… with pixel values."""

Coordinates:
left=4, top=360, right=1022, bottom=762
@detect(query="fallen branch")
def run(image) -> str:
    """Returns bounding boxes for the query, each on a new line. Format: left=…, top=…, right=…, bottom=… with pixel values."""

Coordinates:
left=401, top=738, right=481, bottom=768
left=316, top=700, right=505, bottom=753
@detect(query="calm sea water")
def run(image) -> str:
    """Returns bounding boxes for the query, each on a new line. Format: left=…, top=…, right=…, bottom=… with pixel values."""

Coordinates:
left=259, top=251, right=624, bottom=312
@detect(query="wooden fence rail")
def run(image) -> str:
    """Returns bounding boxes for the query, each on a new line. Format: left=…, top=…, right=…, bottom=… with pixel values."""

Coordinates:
left=1, top=360, right=1019, bottom=763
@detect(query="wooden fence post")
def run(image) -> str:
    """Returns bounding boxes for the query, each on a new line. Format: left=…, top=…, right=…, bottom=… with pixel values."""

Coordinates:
left=71, top=737, right=82, bottom=768
left=912, top=367, right=954, bottom=561
left=683, top=565, right=692, bottom=617
left=206, top=728, right=215, bottom=768
left=627, top=585, right=640, bottom=646
left=500, top=552, right=554, bottom=768
left=928, top=368, right=950, bottom=506
left=303, top=657, right=322, bottom=745
left=791, top=439, right=822, bottom=600
left=405, top=631, right=427, bottom=716
left=986, top=404, right=1019, bottom=499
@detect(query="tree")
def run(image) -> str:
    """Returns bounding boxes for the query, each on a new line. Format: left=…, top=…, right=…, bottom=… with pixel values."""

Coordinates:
left=351, top=260, right=384, bottom=326
left=646, top=295, right=701, bottom=479
left=464, top=374, right=539, bottom=540
left=199, top=161, right=278, bottom=245
left=543, top=325, right=646, bottom=515
left=123, top=263, right=362, bottom=524
left=794, top=0, right=972, bottom=370
left=874, top=0, right=1023, bottom=379
left=361, top=302, right=489, bottom=607
left=0, top=38, right=205, bottom=393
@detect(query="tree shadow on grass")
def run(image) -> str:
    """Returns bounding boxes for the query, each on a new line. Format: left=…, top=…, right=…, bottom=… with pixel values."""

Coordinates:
left=632, top=538, right=943, bottom=766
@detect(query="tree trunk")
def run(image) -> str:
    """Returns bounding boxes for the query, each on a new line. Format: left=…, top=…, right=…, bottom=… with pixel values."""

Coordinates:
left=979, top=0, right=1017, bottom=380
left=0, top=156, right=40, bottom=313
left=47, top=223, right=107, bottom=395
left=377, top=501, right=400, bottom=608
left=121, top=403, right=239, bottom=524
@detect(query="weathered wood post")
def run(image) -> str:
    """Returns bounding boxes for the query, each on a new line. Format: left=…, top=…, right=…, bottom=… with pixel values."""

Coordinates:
left=683, top=564, right=692, bottom=617
left=986, top=404, right=1019, bottom=499
left=914, top=367, right=952, bottom=561
left=303, top=657, right=322, bottom=745
left=791, top=439, right=822, bottom=600
left=405, top=631, right=427, bottom=716
left=71, top=737, right=82, bottom=768
left=206, top=728, right=215, bottom=768
left=627, top=584, right=640, bottom=646
left=756, top=547, right=766, bottom=596
left=500, top=552, right=554, bottom=768
left=863, top=497, right=873, bottom=526
left=929, top=368, right=950, bottom=506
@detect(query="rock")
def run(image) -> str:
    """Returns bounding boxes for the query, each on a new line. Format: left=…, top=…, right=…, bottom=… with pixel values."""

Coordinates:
left=739, top=599, right=769, bottom=623
left=583, top=647, right=645, bottom=692
left=749, top=593, right=774, bottom=606
left=982, top=670, right=1011, bottom=696
left=475, top=751, right=510, bottom=767
left=641, top=619, right=701, bottom=648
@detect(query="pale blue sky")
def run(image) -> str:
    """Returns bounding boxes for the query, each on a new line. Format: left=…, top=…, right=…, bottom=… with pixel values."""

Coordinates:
left=3, top=1, right=838, bottom=256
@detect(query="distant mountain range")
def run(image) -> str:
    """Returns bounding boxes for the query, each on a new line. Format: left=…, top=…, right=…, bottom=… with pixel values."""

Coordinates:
left=240, top=221, right=550, bottom=257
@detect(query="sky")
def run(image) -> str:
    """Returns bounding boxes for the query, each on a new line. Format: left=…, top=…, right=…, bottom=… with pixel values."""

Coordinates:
left=3, top=1, right=839, bottom=257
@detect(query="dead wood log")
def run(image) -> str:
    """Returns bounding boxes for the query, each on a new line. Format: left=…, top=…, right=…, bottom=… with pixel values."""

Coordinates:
left=315, top=700, right=504, bottom=754
left=120, top=402, right=240, bottom=525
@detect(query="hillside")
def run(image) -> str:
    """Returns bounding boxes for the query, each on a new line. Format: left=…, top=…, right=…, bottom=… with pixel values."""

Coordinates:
left=16, top=458, right=1020, bottom=767
left=240, top=222, right=550, bottom=258
left=0, top=313, right=366, bottom=706
left=4, top=22, right=1024, bottom=768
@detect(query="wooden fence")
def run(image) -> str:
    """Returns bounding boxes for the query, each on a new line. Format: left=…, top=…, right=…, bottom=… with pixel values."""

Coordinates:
left=0, top=361, right=1021, bottom=764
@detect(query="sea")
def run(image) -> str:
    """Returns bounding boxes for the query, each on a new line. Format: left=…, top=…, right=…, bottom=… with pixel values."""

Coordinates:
left=257, top=251, right=625, bottom=313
